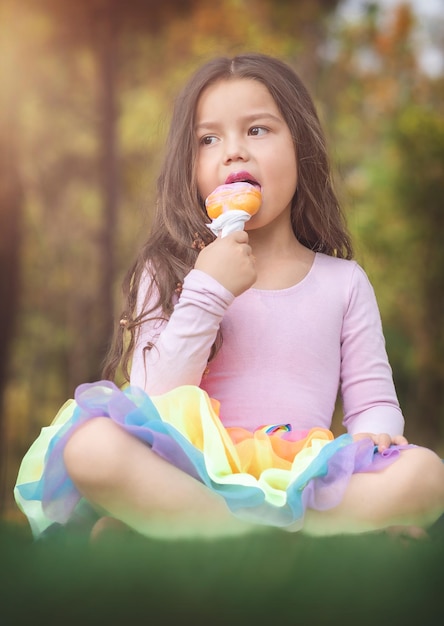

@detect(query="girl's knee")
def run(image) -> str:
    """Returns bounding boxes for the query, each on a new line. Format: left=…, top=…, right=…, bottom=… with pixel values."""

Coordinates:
left=404, top=446, right=443, bottom=475
left=63, top=417, right=122, bottom=488
left=401, top=447, right=444, bottom=506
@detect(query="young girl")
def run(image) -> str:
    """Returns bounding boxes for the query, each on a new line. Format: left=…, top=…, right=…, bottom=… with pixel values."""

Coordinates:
left=15, top=53, right=444, bottom=540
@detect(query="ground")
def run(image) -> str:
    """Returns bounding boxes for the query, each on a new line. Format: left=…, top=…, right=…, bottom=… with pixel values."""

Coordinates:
left=1, top=519, right=443, bottom=625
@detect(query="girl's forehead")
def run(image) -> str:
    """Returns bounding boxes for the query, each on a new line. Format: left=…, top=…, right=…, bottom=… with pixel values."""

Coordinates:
left=195, top=78, right=278, bottom=119
left=199, top=77, right=269, bottom=100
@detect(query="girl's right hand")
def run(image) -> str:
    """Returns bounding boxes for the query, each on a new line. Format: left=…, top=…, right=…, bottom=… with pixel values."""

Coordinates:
left=194, top=231, right=257, bottom=296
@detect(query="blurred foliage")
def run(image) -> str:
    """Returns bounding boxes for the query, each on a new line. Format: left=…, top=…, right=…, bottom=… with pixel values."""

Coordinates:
left=1, top=0, right=443, bottom=518
left=317, top=2, right=444, bottom=447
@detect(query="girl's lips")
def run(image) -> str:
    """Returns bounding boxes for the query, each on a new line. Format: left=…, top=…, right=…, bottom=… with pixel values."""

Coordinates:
left=225, top=171, right=261, bottom=189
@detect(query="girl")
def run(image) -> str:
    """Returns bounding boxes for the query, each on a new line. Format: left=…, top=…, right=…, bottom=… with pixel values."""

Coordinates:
left=15, top=53, right=444, bottom=540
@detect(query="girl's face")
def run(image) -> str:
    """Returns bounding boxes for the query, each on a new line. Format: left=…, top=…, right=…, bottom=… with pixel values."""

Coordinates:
left=195, top=78, right=298, bottom=234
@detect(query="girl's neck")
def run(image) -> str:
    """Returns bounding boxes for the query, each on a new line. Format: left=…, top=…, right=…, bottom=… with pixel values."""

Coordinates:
left=248, top=227, right=315, bottom=290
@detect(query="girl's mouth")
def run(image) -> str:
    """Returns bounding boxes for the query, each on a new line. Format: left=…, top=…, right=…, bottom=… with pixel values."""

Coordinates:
left=225, top=171, right=261, bottom=189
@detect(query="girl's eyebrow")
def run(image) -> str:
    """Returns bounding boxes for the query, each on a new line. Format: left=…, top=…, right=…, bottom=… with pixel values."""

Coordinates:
left=195, top=112, right=283, bottom=131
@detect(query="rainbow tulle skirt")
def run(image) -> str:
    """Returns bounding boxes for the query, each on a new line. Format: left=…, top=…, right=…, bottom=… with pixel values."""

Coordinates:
left=14, top=381, right=408, bottom=538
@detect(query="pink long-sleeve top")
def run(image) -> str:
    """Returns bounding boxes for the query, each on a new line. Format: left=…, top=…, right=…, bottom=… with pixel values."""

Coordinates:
left=130, top=253, right=404, bottom=437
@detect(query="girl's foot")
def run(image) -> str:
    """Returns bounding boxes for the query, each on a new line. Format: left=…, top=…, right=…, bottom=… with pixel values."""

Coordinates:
left=385, top=525, right=428, bottom=541
left=90, top=516, right=134, bottom=543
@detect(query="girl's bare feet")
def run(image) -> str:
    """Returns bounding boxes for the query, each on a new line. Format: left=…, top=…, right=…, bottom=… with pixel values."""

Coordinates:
left=385, top=525, right=429, bottom=541
left=90, top=516, right=134, bottom=544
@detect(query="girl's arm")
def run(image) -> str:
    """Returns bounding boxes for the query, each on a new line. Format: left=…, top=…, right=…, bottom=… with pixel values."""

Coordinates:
left=130, top=268, right=234, bottom=394
left=131, top=231, right=256, bottom=395
left=340, top=264, right=405, bottom=440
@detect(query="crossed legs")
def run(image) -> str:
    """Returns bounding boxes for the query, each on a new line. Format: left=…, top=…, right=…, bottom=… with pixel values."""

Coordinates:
left=63, top=418, right=444, bottom=539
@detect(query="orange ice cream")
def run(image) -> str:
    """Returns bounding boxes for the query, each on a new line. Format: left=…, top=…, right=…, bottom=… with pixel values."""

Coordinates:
left=206, top=182, right=262, bottom=219
left=205, top=182, right=262, bottom=237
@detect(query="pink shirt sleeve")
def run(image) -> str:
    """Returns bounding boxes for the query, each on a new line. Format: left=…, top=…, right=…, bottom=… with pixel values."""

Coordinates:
left=130, top=269, right=234, bottom=393
left=340, top=264, right=405, bottom=437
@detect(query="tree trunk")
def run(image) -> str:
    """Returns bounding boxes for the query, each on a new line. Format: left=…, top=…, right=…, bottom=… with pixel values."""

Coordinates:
left=66, top=4, right=120, bottom=388
left=0, top=2, right=24, bottom=512
left=96, top=7, right=119, bottom=376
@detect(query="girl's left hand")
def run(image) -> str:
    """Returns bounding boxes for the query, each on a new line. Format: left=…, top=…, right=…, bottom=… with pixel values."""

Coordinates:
left=352, top=432, right=409, bottom=453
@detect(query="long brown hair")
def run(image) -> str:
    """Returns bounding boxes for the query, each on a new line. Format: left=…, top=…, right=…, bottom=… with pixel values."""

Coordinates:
left=102, top=53, right=353, bottom=382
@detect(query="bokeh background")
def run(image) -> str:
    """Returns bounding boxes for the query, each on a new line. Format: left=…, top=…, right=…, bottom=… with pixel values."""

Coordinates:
left=1, top=0, right=443, bottom=525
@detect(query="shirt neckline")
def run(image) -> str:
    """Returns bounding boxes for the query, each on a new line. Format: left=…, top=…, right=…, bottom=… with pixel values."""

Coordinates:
left=249, top=252, right=319, bottom=295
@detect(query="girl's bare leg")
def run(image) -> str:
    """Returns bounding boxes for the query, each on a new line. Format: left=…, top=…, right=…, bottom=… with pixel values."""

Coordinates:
left=63, top=418, right=256, bottom=540
left=302, top=447, right=444, bottom=536
left=65, top=420, right=444, bottom=539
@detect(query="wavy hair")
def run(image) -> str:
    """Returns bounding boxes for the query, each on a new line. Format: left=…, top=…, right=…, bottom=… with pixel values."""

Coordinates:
left=102, top=53, right=353, bottom=382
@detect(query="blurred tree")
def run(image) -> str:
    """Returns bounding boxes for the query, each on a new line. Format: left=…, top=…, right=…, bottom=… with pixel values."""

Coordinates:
left=16, top=0, right=200, bottom=389
left=320, top=3, right=444, bottom=447
left=391, top=107, right=444, bottom=444
left=0, top=1, right=24, bottom=513
left=0, top=0, right=197, bottom=515
left=260, top=0, right=341, bottom=81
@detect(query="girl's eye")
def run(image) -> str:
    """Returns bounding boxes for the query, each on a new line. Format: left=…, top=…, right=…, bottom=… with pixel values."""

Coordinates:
left=200, top=135, right=217, bottom=146
left=249, top=126, right=267, bottom=136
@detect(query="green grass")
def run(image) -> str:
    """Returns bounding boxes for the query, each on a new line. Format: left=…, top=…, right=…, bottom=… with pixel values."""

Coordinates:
left=1, top=521, right=443, bottom=625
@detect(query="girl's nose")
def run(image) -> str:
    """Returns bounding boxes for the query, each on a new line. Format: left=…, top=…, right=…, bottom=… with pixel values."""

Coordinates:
left=223, top=137, right=248, bottom=164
